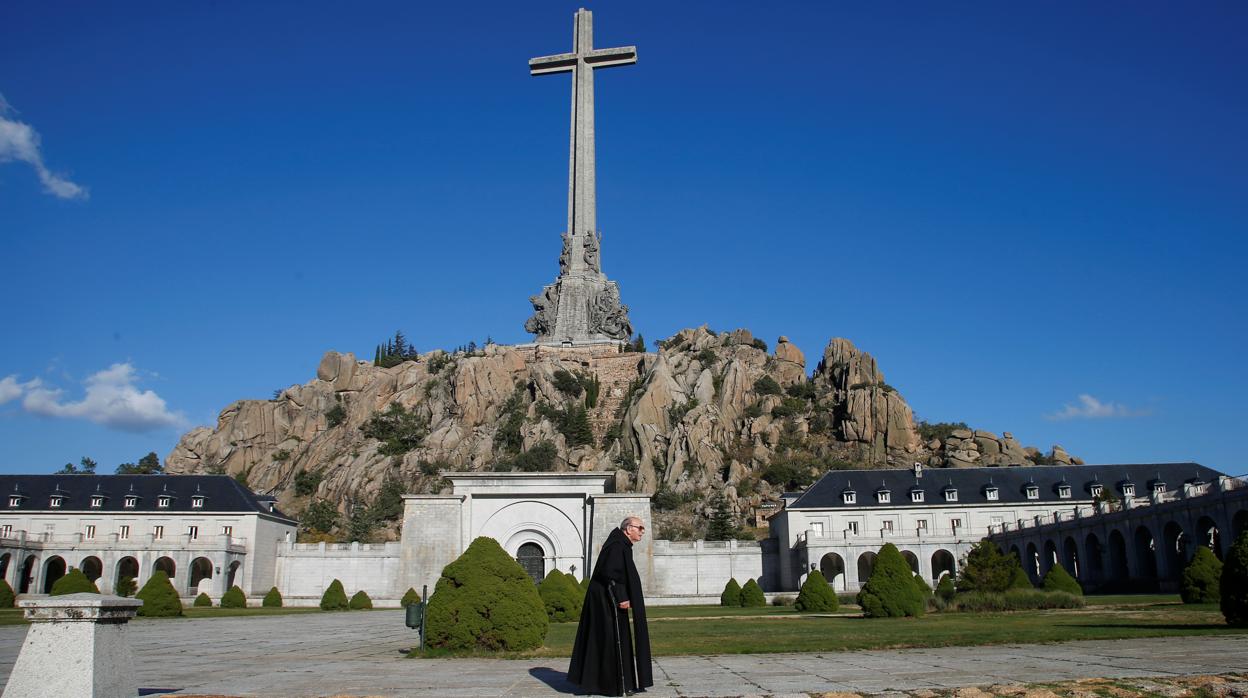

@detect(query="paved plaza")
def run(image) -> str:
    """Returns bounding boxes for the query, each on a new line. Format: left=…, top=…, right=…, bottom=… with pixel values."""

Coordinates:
left=0, top=610, right=1246, bottom=697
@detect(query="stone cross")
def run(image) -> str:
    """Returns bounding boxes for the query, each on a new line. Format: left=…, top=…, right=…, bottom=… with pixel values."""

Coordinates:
left=529, top=8, right=636, bottom=277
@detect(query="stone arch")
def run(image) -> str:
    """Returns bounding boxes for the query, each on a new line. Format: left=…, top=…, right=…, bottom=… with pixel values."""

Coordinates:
left=857, top=551, right=877, bottom=583
left=820, top=552, right=846, bottom=590
left=190, top=557, right=214, bottom=595
left=1197, top=516, right=1221, bottom=558
left=42, top=556, right=66, bottom=593
left=1043, top=540, right=1060, bottom=576
left=1134, top=525, right=1158, bottom=587
left=1025, top=542, right=1041, bottom=583
left=517, top=542, right=545, bottom=584
left=900, top=550, right=919, bottom=575
left=79, top=556, right=103, bottom=583
left=1107, top=530, right=1129, bottom=581
left=1062, top=537, right=1080, bottom=579
left=1084, top=533, right=1103, bottom=585
left=931, top=549, right=956, bottom=582
left=0, top=552, right=10, bottom=581
left=154, top=556, right=176, bottom=581
left=227, top=560, right=241, bottom=589
left=481, top=500, right=584, bottom=573
left=19, top=554, right=37, bottom=594
left=1163, top=521, right=1187, bottom=579
left=116, top=557, right=139, bottom=591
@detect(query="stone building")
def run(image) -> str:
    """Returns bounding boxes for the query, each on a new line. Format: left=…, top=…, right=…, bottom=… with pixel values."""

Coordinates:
left=0, top=475, right=296, bottom=598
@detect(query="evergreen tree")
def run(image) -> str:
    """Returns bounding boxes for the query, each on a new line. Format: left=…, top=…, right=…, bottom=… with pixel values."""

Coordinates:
left=720, top=578, right=742, bottom=607
left=1181, top=546, right=1222, bottom=604
left=135, top=571, right=183, bottom=617
left=1042, top=564, right=1083, bottom=595
left=263, top=586, right=284, bottom=607
left=50, top=567, right=99, bottom=595
left=706, top=493, right=739, bottom=541
left=1009, top=558, right=1034, bottom=589
left=936, top=574, right=956, bottom=602
left=1221, top=531, right=1248, bottom=626
left=0, top=579, right=14, bottom=608
left=741, top=578, right=767, bottom=607
left=538, top=570, right=582, bottom=622
left=349, top=590, right=373, bottom=609
left=117, top=451, right=163, bottom=475
left=957, top=540, right=1015, bottom=593
left=401, top=587, right=422, bottom=608
left=115, top=575, right=137, bottom=598
left=193, top=593, right=213, bottom=607
left=857, top=543, right=925, bottom=618
left=794, top=570, right=838, bottom=612
left=425, top=537, right=548, bottom=651
left=320, top=579, right=349, bottom=611
left=220, top=585, right=247, bottom=608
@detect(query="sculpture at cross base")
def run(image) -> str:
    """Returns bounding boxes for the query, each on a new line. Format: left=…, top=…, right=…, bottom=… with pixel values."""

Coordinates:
left=524, top=8, right=634, bottom=345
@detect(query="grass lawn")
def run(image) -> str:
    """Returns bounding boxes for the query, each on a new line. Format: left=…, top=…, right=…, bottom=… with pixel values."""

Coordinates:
left=0, top=605, right=369, bottom=625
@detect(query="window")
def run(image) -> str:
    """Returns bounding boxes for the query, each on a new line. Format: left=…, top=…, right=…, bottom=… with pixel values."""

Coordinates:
left=917, top=519, right=928, bottom=530
left=990, top=516, right=1003, bottom=526
left=85, top=525, right=96, bottom=539
left=191, top=496, right=204, bottom=509
left=951, top=518, right=962, bottom=530
left=8, top=496, right=20, bottom=507
left=119, top=525, right=130, bottom=540
left=187, top=525, right=199, bottom=540
left=882, top=520, right=894, bottom=531
left=811, top=522, right=824, bottom=537
left=221, top=525, right=233, bottom=537
left=1057, top=484, right=1071, bottom=499
left=157, top=496, right=171, bottom=508
left=944, top=489, right=958, bottom=502
left=153, top=525, right=164, bottom=540
left=1090, top=484, right=1103, bottom=498
left=842, top=491, right=856, bottom=504
left=1025, top=485, right=1039, bottom=500
left=1122, top=483, right=1135, bottom=497
left=847, top=521, right=859, bottom=535
left=910, top=489, right=924, bottom=503
left=1, top=524, right=11, bottom=537
left=985, top=487, right=999, bottom=501
left=50, top=496, right=63, bottom=508
left=124, top=495, right=137, bottom=508
left=1152, top=482, right=1165, bottom=494
left=90, top=495, right=104, bottom=508
left=877, top=490, right=891, bottom=504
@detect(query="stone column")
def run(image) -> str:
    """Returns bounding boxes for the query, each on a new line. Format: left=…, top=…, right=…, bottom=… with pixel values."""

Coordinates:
left=5, top=593, right=144, bottom=698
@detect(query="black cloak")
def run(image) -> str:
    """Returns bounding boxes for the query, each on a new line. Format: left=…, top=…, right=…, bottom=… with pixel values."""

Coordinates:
left=568, top=527, right=653, bottom=695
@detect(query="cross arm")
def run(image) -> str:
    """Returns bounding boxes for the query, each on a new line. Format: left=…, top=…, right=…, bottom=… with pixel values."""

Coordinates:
left=584, top=46, right=637, bottom=69
left=530, top=53, right=577, bottom=76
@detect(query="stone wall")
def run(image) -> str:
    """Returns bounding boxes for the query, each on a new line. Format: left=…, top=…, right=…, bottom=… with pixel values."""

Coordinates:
left=650, top=539, right=775, bottom=599
left=274, top=541, right=403, bottom=602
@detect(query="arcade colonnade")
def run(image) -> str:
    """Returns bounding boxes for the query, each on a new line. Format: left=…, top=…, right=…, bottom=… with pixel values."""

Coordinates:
left=801, top=538, right=964, bottom=591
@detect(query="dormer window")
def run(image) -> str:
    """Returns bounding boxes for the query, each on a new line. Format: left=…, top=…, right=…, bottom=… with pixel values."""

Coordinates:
left=124, top=495, right=138, bottom=508
left=984, top=485, right=999, bottom=501
left=157, top=495, right=171, bottom=508
left=90, top=495, right=105, bottom=508
left=1152, top=481, right=1165, bottom=495
left=191, top=495, right=204, bottom=509
left=1121, top=483, right=1135, bottom=497
left=1057, top=484, right=1071, bottom=499
left=943, top=487, right=958, bottom=503
left=842, top=490, right=856, bottom=504
left=8, top=496, right=21, bottom=507
left=876, top=489, right=891, bottom=504
left=49, top=495, right=63, bottom=508
left=910, top=489, right=925, bottom=503
left=1089, top=484, right=1103, bottom=498
left=1024, top=484, right=1039, bottom=500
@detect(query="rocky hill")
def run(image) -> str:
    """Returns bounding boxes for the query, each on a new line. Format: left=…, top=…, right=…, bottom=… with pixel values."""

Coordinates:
left=166, top=327, right=1080, bottom=537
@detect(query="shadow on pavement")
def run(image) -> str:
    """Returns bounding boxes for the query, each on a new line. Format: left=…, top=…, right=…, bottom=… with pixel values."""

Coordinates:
left=530, top=666, right=581, bottom=694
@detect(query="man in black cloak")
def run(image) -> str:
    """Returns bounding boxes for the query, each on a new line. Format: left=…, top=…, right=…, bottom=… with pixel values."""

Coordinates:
left=568, top=516, right=653, bottom=696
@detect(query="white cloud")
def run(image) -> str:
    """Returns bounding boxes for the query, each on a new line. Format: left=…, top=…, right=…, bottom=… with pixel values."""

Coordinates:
left=1046, top=394, right=1150, bottom=421
left=0, top=94, right=88, bottom=200
left=18, top=363, right=185, bottom=432
left=0, top=375, right=41, bottom=405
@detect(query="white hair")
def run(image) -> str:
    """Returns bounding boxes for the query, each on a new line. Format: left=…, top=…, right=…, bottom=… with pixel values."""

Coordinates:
left=620, top=516, right=641, bottom=530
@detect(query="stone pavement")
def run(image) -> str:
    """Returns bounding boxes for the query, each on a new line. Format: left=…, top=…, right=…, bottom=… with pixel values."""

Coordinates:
left=0, top=610, right=1246, bottom=697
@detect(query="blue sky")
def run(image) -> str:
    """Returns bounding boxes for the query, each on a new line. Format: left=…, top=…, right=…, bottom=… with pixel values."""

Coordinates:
left=1, top=2, right=1245, bottom=476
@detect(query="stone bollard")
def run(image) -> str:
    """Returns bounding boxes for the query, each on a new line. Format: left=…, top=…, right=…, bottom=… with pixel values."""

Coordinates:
left=3, top=593, right=144, bottom=698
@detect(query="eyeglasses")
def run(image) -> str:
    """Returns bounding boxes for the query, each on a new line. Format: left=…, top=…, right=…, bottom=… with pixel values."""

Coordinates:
left=627, top=524, right=646, bottom=532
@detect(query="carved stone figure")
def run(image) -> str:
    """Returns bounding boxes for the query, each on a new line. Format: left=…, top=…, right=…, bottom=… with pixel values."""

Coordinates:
left=525, top=285, right=560, bottom=337
left=590, top=285, right=632, bottom=340
left=582, top=232, right=601, bottom=274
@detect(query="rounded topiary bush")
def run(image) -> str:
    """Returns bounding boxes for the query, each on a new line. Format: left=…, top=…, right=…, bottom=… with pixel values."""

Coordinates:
left=349, top=590, right=373, bottom=610
left=1042, top=564, right=1083, bottom=596
left=1181, top=546, right=1222, bottom=604
left=539, top=570, right=581, bottom=622
left=135, top=571, right=183, bottom=617
left=115, top=575, right=137, bottom=598
left=220, top=585, right=247, bottom=609
left=741, top=578, right=766, bottom=607
left=720, top=578, right=743, bottom=607
left=320, top=579, right=349, bottom=611
left=0, top=579, right=14, bottom=608
left=193, top=592, right=213, bottom=607
left=794, top=570, right=838, bottom=612
left=425, top=536, right=548, bottom=651
left=1222, top=531, right=1248, bottom=626
left=401, top=587, right=421, bottom=608
left=857, top=543, right=925, bottom=618
left=263, top=586, right=283, bottom=608
left=50, top=568, right=99, bottom=596
left=936, top=574, right=956, bottom=602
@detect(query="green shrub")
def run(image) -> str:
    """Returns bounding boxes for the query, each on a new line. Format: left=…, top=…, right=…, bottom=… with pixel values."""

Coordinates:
left=0, top=579, right=14, bottom=608
left=770, top=594, right=795, bottom=607
left=360, top=402, right=429, bottom=456
left=193, top=592, right=213, bottom=607
left=913, top=573, right=933, bottom=598
left=1222, top=531, right=1248, bottom=626
left=425, top=536, right=548, bottom=651
left=957, top=540, right=1014, bottom=593
left=936, top=575, right=956, bottom=602
left=220, top=585, right=247, bottom=609
left=294, top=468, right=323, bottom=496
left=50, top=567, right=99, bottom=595
left=320, top=579, right=349, bottom=611
left=753, top=376, right=782, bottom=396
left=1009, top=560, right=1034, bottom=589
left=350, top=590, right=373, bottom=610
left=794, top=570, right=838, bottom=612
left=1042, top=564, right=1083, bottom=595
left=135, top=571, right=183, bottom=617
left=115, top=575, right=136, bottom=598
left=401, top=587, right=422, bottom=608
left=538, top=570, right=582, bottom=622
left=580, top=576, right=589, bottom=594
left=552, top=369, right=583, bottom=397
left=263, top=586, right=283, bottom=608
left=953, top=589, right=1085, bottom=612
left=1182, top=546, right=1222, bottom=604
left=857, top=543, right=925, bottom=618
left=720, top=578, right=742, bottom=607
left=741, top=578, right=766, bottom=607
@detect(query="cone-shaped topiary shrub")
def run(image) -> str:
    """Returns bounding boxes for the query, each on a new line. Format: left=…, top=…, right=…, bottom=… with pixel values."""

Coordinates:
left=794, top=569, right=838, bottom=612
left=741, top=578, right=766, bottom=607
left=401, top=587, right=421, bottom=608
left=1181, top=546, right=1222, bottom=604
left=320, top=579, right=349, bottom=610
left=858, top=543, right=925, bottom=618
left=136, top=571, right=183, bottom=617
left=1009, top=559, right=1034, bottom=589
left=1222, top=531, right=1248, bottom=626
left=193, top=592, right=213, bottom=607
left=263, top=586, right=283, bottom=607
left=0, top=579, right=14, bottom=608
left=1042, top=564, right=1083, bottom=595
left=720, top=578, right=743, bottom=607
left=913, top=573, right=933, bottom=598
left=115, top=575, right=136, bottom=598
left=579, top=576, right=589, bottom=594
left=220, top=585, right=247, bottom=609
left=425, top=536, right=548, bottom=651
left=539, top=570, right=582, bottom=622
left=957, top=540, right=1014, bottom=593
left=50, top=567, right=99, bottom=595
left=936, top=574, right=956, bottom=602
left=349, top=590, right=373, bottom=609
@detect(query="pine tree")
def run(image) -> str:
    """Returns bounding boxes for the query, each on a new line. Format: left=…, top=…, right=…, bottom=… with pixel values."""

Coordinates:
left=401, top=587, right=422, bottom=608
left=0, top=579, right=14, bottom=608
left=320, top=579, right=349, bottom=611
left=263, top=586, right=284, bottom=607
left=741, top=578, right=767, bottom=607
left=720, top=578, right=742, bottom=607
left=857, top=543, right=925, bottom=618
left=794, top=570, right=838, bottom=612
left=135, top=571, right=183, bottom=617
left=707, top=493, right=739, bottom=541
left=50, top=568, right=99, bottom=595
left=1181, top=546, right=1222, bottom=604
left=1221, top=531, right=1248, bottom=626
left=1042, top=564, right=1082, bottom=595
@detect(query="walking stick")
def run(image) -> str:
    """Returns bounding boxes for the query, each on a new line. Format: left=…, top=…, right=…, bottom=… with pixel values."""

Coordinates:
left=607, top=582, right=627, bottom=697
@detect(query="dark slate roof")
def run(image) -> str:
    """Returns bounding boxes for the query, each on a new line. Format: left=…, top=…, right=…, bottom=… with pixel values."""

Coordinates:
left=0, top=475, right=296, bottom=522
left=788, top=462, right=1224, bottom=509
